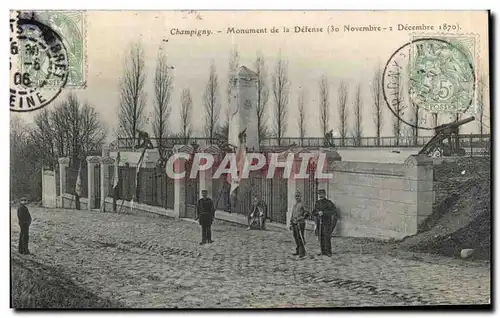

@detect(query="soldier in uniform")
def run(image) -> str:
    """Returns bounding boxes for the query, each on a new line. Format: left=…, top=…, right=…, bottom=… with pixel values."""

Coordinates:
left=290, top=190, right=309, bottom=258
left=17, top=197, right=32, bottom=255
left=196, top=190, right=215, bottom=245
left=312, top=189, right=338, bottom=257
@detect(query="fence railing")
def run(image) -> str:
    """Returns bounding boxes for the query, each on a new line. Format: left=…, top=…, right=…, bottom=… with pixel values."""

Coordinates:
left=115, top=137, right=225, bottom=151
left=114, top=134, right=490, bottom=151
left=65, top=166, right=88, bottom=198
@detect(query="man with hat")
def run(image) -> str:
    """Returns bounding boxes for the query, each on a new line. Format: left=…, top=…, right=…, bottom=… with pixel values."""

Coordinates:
left=248, top=193, right=268, bottom=230
left=312, top=189, right=338, bottom=257
left=196, top=189, right=215, bottom=245
left=290, top=190, right=309, bottom=258
left=17, top=197, right=32, bottom=255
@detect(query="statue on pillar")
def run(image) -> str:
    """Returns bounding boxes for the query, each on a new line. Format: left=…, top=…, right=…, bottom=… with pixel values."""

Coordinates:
left=135, top=129, right=154, bottom=150
left=324, top=129, right=335, bottom=148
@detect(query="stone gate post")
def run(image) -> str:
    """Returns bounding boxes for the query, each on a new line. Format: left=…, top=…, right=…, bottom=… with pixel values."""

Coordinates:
left=58, top=157, right=70, bottom=206
left=171, top=145, right=194, bottom=218
left=404, top=155, right=434, bottom=233
left=198, top=145, right=220, bottom=200
left=87, top=156, right=100, bottom=211
left=100, top=156, right=114, bottom=211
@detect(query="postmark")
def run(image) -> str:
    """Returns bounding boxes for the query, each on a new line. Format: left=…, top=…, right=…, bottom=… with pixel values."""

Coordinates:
left=383, top=36, right=477, bottom=130
left=10, top=11, right=69, bottom=112
left=20, top=11, right=87, bottom=88
left=408, top=35, right=476, bottom=114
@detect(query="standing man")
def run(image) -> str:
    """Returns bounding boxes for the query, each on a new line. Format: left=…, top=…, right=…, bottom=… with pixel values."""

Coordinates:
left=248, top=194, right=268, bottom=230
left=312, top=189, right=338, bottom=257
left=196, top=190, right=215, bottom=245
left=290, top=190, right=309, bottom=258
left=17, top=197, right=32, bottom=255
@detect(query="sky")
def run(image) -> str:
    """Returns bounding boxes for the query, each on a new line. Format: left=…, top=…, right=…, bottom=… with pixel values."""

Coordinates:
left=12, top=10, right=490, bottom=143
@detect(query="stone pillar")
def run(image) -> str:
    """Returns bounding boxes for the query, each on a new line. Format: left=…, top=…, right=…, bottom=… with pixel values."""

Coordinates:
left=315, top=149, right=341, bottom=194
left=58, top=157, right=70, bottom=197
left=100, top=156, right=114, bottom=211
left=404, top=155, right=434, bottom=233
left=87, top=156, right=100, bottom=211
left=171, top=145, right=194, bottom=218
left=198, top=145, right=220, bottom=199
left=228, top=66, right=259, bottom=151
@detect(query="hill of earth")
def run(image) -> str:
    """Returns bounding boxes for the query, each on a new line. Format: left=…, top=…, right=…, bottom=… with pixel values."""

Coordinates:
left=399, top=157, right=491, bottom=260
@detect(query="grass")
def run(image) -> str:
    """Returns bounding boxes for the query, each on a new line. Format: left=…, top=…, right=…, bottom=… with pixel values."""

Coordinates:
left=11, top=256, right=123, bottom=309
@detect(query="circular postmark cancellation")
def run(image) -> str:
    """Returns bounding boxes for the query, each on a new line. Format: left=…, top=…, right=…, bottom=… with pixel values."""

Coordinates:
left=10, top=14, right=69, bottom=112
left=383, top=37, right=476, bottom=130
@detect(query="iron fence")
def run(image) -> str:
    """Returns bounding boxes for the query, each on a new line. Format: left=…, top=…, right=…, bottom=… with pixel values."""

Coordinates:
left=184, top=160, right=199, bottom=219
left=212, top=174, right=231, bottom=212
left=115, top=137, right=225, bottom=151
left=55, top=168, right=60, bottom=196
left=118, top=166, right=135, bottom=201
left=260, top=134, right=490, bottom=149
left=65, top=165, right=88, bottom=198
left=302, top=173, right=318, bottom=221
left=93, top=164, right=101, bottom=209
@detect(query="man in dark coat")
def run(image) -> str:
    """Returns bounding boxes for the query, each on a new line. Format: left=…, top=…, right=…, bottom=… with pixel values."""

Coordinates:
left=17, top=197, right=32, bottom=255
left=248, top=194, right=268, bottom=230
left=312, top=189, right=338, bottom=257
left=196, top=190, right=215, bottom=245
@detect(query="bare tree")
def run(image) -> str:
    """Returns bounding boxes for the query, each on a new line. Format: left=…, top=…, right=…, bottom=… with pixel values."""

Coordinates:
left=31, top=93, right=106, bottom=169
left=118, top=42, right=147, bottom=141
left=371, top=65, right=384, bottom=146
left=11, top=95, right=105, bottom=201
left=353, top=83, right=363, bottom=146
left=31, top=109, right=55, bottom=168
left=337, top=82, right=349, bottom=146
left=153, top=49, right=173, bottom=162
left=255, top=51, right=270, bottom=144
left=203, top=61, right=221, bottom=140
left=10, top=117, right=39, bottom=200
left=180, top=88, right=193, bottom=143
left=390, top=71, right=406, bottom=146
left=271, top=53, right=290, bottom=146
left=297, top=88, right=307, bottom=144
left=319, top=74, right=330, bottom=137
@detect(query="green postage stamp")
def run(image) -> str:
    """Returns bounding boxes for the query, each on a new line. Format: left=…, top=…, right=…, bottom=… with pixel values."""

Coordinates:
left=19, top=10, right=87, bottom=88
left=408, top=34, right=478, bottom=114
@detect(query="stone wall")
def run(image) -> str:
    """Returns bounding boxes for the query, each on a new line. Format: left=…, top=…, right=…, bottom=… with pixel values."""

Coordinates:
left=327, top=155, right=434, bottom=240
left=61, top=194, right=88, bottom=210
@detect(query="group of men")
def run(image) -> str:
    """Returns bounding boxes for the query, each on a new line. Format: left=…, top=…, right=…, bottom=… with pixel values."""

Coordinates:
left=195, top=188, right=338, bottom=258
left=290, top=189, right=337, bottom=258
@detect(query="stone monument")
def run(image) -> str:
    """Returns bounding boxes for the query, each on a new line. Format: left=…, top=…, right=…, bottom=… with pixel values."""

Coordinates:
left=228, top=66, right=259, bottom=151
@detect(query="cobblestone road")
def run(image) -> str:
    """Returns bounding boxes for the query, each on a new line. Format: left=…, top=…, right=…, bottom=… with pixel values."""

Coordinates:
left=10, top=207, right=491, bottom=308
